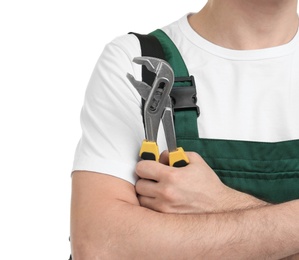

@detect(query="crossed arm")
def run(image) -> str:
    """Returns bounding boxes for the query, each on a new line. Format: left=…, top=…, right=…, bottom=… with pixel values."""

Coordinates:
left=71, top=152, right=299, bottom=259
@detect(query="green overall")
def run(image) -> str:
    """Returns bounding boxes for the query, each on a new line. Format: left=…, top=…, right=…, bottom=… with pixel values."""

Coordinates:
left=134, top=29, right=299, bottom=204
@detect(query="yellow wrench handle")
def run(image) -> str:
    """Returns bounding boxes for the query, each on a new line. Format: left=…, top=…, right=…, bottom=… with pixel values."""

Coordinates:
left=169, top=147, right=189, bottom=167
left=139, top=140, right=160, bottom=161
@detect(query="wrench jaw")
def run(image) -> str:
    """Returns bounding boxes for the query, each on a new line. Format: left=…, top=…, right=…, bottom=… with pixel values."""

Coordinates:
left=133, top=56, right=162, bottom=74
left=126, top=73, right=151, bottom=100
left=133, top=56, right=174, bottom=81
left=132, top=57, right=174, bottom=88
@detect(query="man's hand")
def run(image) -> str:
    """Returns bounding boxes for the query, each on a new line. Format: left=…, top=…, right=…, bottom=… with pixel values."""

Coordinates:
left=135, top=151, right=268, bottom=214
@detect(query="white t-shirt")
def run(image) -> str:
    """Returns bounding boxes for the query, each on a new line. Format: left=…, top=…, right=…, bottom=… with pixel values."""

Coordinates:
left=72, top=14, right=299, bottom=185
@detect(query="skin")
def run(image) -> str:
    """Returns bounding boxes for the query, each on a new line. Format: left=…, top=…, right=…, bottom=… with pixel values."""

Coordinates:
left=136, top=151, right=269, bottom=214
left=71, top=0, right=299, bottom=259
left=71, top=154, right=299, bottom=259
left=189, top=0, right=299, bottom=50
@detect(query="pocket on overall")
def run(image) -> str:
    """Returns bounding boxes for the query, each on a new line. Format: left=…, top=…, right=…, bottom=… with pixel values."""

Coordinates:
left=178, top=138, right=299, bottom=203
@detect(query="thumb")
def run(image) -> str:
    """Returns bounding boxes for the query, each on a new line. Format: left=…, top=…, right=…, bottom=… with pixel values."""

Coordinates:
left=159, top=150, right=169, bottom=165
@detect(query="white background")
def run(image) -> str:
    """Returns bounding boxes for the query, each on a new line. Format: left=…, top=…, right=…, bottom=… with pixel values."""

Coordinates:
left=0, top=0, right=204, bottom=259
left=2, top=1, right=298, bottom=259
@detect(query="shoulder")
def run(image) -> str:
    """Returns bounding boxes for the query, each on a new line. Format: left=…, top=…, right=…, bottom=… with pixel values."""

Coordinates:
left=102, top=34, right=142, bottom=62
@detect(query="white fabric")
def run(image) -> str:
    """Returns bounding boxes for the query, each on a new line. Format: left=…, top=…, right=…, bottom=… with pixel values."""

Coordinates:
left=73, top=14, right=299, bottom=184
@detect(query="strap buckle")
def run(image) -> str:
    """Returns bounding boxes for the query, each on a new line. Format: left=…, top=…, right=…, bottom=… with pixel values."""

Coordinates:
left=170, top=76, right=200, bottom=117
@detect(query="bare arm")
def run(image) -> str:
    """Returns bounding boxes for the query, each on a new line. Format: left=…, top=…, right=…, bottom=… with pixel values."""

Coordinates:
left=71, top=170, right=299, bottom=259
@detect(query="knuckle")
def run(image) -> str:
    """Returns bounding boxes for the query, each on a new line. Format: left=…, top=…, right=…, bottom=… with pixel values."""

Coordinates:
left=161, top=185, right=176, bottom=202
left=161, top=167, right=179, bottom=181
left=135, top=162, right=142, bottom=175
left=135, top=180, right=142, bottom=194
left=135, top=160, right=150, bottom=171
left=155, top=201, right=171, bottom=213
left=138, top=196, right=146, bottom=207
left=188, top=151, right=201, bottom=160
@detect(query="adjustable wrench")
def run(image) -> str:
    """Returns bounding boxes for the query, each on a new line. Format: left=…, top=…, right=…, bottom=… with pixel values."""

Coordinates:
left=127, top=57, right=189, bottom=167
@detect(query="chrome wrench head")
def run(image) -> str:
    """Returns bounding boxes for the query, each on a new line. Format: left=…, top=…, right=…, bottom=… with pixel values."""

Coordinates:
left=126, top=73, right=151, bottom=100
left=127, top=57, right=174, bottom=142
left=132, top=56, right=174, bottom=82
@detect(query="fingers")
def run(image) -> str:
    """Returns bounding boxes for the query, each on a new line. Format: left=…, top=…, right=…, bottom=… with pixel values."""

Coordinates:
left=135, top=177, right=162, bottom=212
left=159, top=150, right=202, bottom=165
left=159, top=150, right=169, bottom=165
left=135, top=178, right=157, bottom=198
left=136, top=178, right=174, bottom=213
left=161, top=150, right=204, bottom=167
left=135, top=151, right=204, bottom=182
left=135, top=150, right=221, bottom=214
left=135, top=160, right=170, bottom=181
left=184, top=151, right=203, bottom=163
left=137, top=195, right=157, bottom=210
left=136, top=151, right=202, bottom=176
left=183, top=151, right=210, bottom=171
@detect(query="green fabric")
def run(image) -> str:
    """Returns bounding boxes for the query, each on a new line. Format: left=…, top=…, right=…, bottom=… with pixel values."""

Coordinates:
left=149, top=29, right=299, bottom=204
left=178, top=138, right=299, bottom=203
left=149, top=29, right=189, bottom=87
left=174, top=110, right=199, bottom=139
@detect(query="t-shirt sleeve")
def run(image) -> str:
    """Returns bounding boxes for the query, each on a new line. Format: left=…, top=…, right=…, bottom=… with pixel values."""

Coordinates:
left=72, top=34, right=145, bottom=185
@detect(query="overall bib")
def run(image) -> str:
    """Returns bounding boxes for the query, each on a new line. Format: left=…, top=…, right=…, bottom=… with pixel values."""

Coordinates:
left=134, top=29, right=299, bottom=204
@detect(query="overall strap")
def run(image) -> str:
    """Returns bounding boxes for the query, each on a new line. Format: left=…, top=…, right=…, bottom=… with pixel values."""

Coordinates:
left=149, top=30, right=189, bottom=87
left=131, top=30, right=199, bottom=139
left=129, top=32, right=165, bottom=86
left=129, top=32, right=165, bottom=128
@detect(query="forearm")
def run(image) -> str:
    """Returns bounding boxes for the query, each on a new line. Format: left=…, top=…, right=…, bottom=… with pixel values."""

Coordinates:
left=73, top=202, right=299, bottom=259
left=212, top=185, right=270, bottom=213
left=72, top=189, right=299, bottom=259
